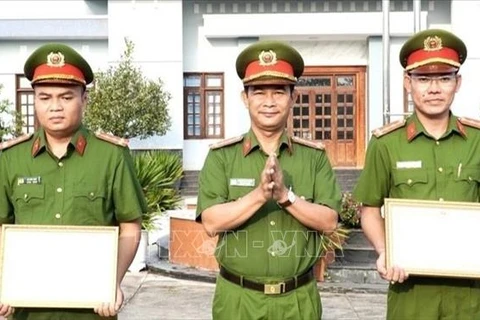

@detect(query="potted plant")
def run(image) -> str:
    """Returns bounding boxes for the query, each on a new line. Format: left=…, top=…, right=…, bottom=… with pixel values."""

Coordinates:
left=338, top=192, right=369, bottom=248
left=314, top=224, right=349, bottom=281
left=339, top=192, right=361, bottom=229
left=314, top=192, right=363, bottom=281
left=129, top=150, right=183, bottom=271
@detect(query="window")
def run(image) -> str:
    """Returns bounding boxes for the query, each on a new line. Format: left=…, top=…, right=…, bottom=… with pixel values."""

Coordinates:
left=184, top=73, right=224, bottom=139
left=16, top=75, right=36, bottom=134
left=403, top=88, right=414, bottom=115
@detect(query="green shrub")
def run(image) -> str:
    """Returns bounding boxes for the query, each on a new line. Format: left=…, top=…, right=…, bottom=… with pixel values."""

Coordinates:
left=133, top=150, right=184, bottom=231
left=339, top=192, right=361, bottom=228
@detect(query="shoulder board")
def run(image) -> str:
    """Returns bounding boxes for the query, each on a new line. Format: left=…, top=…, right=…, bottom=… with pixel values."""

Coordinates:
left=0, top=133, right=34, bottom=151
left=95, top=132, right=129, bottom=147
left=209, top=135, right=244, bottom=150
left=291, top=136, right=325, bottom=150
left=458, top=117, right=480, bottom=129
left=371, top=119, right=406, bottom=138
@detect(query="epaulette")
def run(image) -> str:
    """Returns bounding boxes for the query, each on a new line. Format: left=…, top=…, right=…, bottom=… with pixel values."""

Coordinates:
left=0, top=133, right=34, bottom=151
left=95, top=132, right=129, bottom=147
left=458, top=117, right=480, bottom=130
left=371, top=119, right=406, bottom=138
left=291, top=136, right=325, bottom=150
left=209, top=135, right=244, bottom=150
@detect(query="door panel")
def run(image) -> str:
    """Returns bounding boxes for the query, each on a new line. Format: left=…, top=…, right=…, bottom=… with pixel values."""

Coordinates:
left=288, top=67, right=366, bottom=168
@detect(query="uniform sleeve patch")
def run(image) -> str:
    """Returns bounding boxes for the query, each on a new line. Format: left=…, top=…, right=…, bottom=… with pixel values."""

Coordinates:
left=371, top=119, right=406, bottom=138
left=291, top=136, right=325, bottom=150
left=95, top=132, right=129, bottom=147
left=458, top=117, right=480, bottom=130
left=209, top=135, right=244, bottom=150
left=0, top=133, right=34, bottom=151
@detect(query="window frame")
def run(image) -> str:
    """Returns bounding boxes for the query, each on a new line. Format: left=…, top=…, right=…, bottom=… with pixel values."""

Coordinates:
left=183, top=72, right=225, bottom=139
left=15, top=74, right=37, bottom=134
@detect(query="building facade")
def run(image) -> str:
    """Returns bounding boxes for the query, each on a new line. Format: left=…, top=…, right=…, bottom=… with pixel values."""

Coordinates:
left=1, top=0, right=479, bottom=179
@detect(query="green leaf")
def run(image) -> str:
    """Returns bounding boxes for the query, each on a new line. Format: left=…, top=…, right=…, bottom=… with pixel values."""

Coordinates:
left=84, top=38, right=172, bottom=139
left=133, top=150, right=184, bottom=231
left=0, top=84, right=24, bottom=141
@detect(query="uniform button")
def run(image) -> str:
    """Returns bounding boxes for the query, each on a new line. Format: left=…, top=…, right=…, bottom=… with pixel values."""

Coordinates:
left=271, top=252, right=276, bottom=257
left=300, top=196, right=305, bottom=200
left=436, top=141, right=440, bottom=145
left=439, top=198, right=444, bottom=201
left=55, top=213, right=61, bottom=219
left=468, top=176, right=473, bottom=181
left=407, top=179, right=412, bottom=185
left=438, top=167, right=443, bottom=173
left=89, top=192, right=95, bottom=197
left=58, top=162, right=64, bottom=167
left=56, top=187, right=63, bottom=193
left=24, top=193, right=28, bottom=199
left=270, top=221, right=275, bottom=226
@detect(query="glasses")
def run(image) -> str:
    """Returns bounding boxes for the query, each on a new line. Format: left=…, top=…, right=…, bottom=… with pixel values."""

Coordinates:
left=408, top=73, right=458, bottom=88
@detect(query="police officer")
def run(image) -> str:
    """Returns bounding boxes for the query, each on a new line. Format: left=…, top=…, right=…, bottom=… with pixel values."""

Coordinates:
left=196, top=40, right=341, bottom=319
left=0, top=43, right=147, bottom=320
left=354, top=29, right=480, bottom=319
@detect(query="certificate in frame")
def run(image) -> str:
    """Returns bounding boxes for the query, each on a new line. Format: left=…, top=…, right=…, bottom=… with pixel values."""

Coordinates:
left=385, top=198, right=480, bottom=278
left=0, top=224, right=118, bottom=308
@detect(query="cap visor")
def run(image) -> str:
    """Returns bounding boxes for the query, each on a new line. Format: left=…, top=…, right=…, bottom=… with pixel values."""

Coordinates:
left=408, top=63, right=459, bottom=74
left=32, top=78, right=86, bottom=86
left=244, top=77, right=296, bottom=86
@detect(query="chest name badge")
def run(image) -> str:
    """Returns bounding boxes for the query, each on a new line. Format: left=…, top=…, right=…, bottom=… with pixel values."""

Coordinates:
left=396, top=161, right=422, bottom=169
left=230, top=178, right=255, bottom=187
left=17, top=176, right=42, bottom=185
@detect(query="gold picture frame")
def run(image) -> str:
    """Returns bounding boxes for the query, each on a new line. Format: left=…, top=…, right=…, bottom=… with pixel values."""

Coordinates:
left=0, top=224, right=118, bottom=308
left=384, top=198, right=480, bottom=278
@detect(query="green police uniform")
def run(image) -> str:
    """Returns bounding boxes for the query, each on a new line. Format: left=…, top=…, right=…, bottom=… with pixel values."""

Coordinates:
left=0, top=43, right=147, bottom=320
left=354, top=113, right=480, bottom=319
left=197, top=130, right=341, bottom=319
left=354, top=29, right=479, bottom=319
left=197, top=40, right=341, bottom=320
left=0, top=126, right=146, bottom=320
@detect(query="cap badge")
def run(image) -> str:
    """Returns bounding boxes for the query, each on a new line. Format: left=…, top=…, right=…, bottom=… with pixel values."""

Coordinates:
left=258, top=50, right=277, bottom=66
left=46, top=52, right=65, bottom=67
left=423, top=36, right=443, bottom=52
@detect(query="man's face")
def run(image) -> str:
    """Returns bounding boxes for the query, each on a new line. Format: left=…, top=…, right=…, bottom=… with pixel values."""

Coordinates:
left=404, top=71, right=461, bottom=120
left=34, top=85, right=87, bottom=137
left=242, top=85, right=297, bottom=133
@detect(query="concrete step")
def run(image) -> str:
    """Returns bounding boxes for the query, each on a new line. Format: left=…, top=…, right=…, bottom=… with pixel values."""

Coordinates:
left=179, top=169, right=363, bottom=196
left=326, top=262, right=385, bottom=285
left=336, top=229, right=377, bottom=265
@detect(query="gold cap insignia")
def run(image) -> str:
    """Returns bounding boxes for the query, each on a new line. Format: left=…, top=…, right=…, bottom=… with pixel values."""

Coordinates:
left=423, top=36, right=443, bottom=52
left=259, top=50, right=277, bottom=66
left=46, top=52, right=65, bottom=67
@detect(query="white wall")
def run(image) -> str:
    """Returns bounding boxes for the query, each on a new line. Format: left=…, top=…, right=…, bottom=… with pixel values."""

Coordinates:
left=0, top=0, right=106, bottom=18
left=181, top=7, right=427, bottom=170
left=107, top=0, right=184, bottom=150
left=451, top=1, right=480, bottom=119
left=182, top=35, right=252, bottom=170
left=202, top=12, right=427, bottom=38
left=290, top=40, right=367, bottom=66
left=367, top=37, right=382, bottom=136
left=389, top=37, right=410, bottom=122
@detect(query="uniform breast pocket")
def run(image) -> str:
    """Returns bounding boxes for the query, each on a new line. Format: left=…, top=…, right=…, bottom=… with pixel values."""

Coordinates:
left=13, top=184, right=45, bottom=213
left=73, top=185, right=107, bottom=215
left=453, top=167, right=480, bottom=200
left=391, top=169, right=428, bottom=197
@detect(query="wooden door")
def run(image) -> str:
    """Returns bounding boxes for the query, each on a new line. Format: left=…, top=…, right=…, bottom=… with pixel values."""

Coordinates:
left=288, top=67, right=366, bottom=168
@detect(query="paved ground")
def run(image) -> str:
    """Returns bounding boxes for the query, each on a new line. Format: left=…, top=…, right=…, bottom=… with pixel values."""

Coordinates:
left=119, top=271, right=387, bottom=320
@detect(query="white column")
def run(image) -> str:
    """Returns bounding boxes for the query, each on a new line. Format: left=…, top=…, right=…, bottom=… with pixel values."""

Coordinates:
left=451, top=1, right=480, bottom=118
